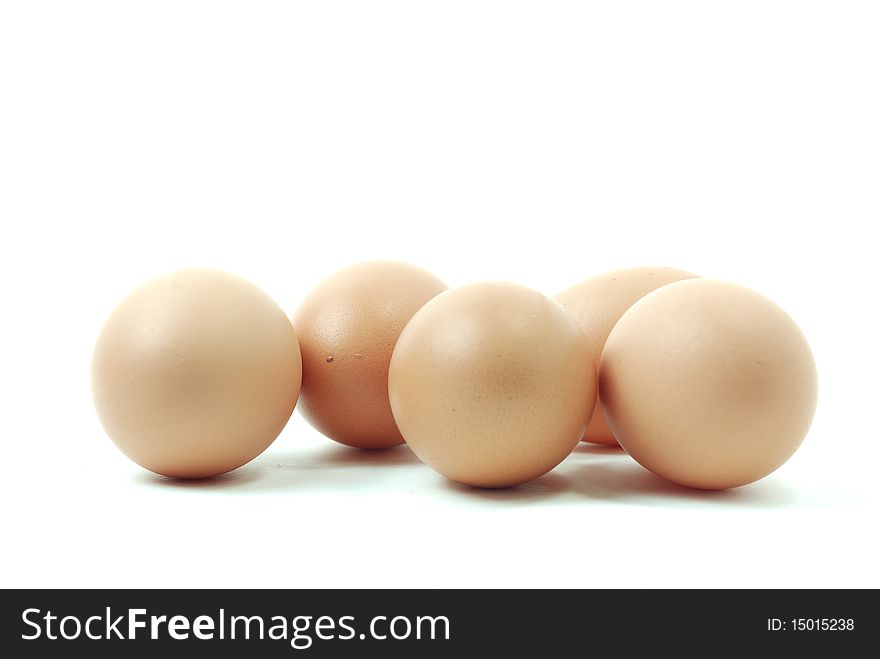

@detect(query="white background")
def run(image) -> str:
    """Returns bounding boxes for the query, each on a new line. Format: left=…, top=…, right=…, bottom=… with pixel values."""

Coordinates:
left=1, top=1, right=878, bottom=589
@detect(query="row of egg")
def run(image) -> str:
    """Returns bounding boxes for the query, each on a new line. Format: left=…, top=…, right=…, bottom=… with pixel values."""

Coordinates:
left=92, top=262, right=817, bottom=490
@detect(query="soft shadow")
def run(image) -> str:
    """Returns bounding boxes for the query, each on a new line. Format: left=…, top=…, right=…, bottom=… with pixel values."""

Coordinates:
left=245, top=444, right=424, bottom=493
left=134, top=466, right=263, bottom=490
left=440, top=471, right=572, bottom=503
left=131, top=441, right=802, bottom=507
left=572, top=443, right=626, bottom=456
left=133, top=444, right=422, bottom=493
left=564, top=461, right=800, bottom=508
left=311, top=444, right=422, bottom=467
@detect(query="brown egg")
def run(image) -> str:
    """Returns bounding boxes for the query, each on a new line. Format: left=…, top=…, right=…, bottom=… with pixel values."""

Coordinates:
left=92, top=269, right=302, bottom=479
left=388, top=282, right=596, bottom=488
left=293, top=261, right=447, bottom=449
left=556, top=266, right=697, bottom=445
left=600, top=279, right=817, bottom=489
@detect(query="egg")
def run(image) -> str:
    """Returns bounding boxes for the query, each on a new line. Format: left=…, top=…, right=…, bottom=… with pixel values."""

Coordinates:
left=92, top=269, right=302, bottom=479
left=556, top=266, right=697, bottom=445
left=388, top=282, right=596, bottom=488
left=599, top=279, right=817, bottom=489
left=292, top=261, right=447, bottom=449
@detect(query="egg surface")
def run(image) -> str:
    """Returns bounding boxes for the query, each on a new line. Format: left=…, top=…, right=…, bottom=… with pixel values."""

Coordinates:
left=388, top=282, right=595, bottom=488
left=599, top=279, right=817, bottom=489
left=556, top=266, right=697, bottom=445
left=92, top=269, right=302, bottom=479
left=293, top=261, right=446, bottom=449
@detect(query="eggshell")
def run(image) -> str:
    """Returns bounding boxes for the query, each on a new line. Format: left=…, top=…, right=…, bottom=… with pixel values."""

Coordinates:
left=293, top=261, right=447, bottom=449
left=388, top=282, right=596, bottom=488
left=556, top=266, right=697, bottom=445
left=599, top=279, right=817, bottom=489
left=92, top=269, right=302, bottom=479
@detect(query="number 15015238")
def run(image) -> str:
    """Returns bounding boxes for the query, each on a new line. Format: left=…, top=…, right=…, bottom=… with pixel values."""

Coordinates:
left=768, top=618, right=855, bottom=631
